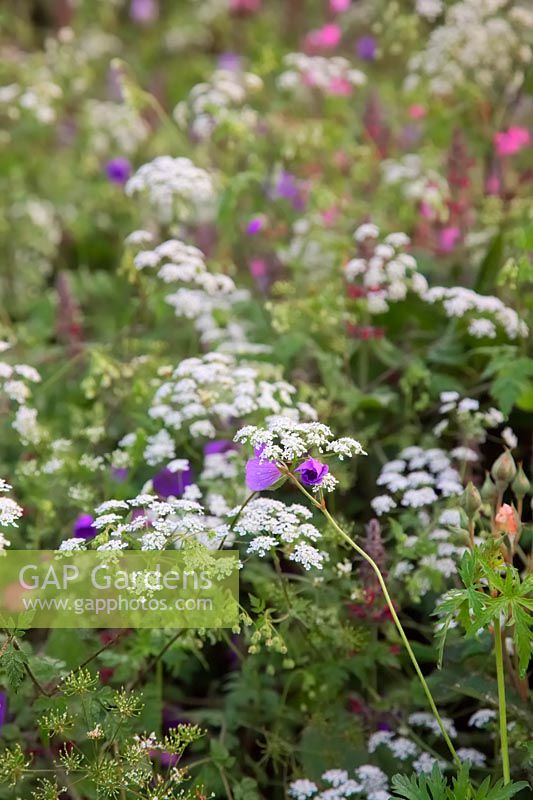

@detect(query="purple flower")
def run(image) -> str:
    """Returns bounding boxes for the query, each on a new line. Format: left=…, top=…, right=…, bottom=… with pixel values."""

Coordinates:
left=111, top=467, right=128, bottom=483
left=203, top=440, right=237, bottom=455
left=246, top=216, right=264, bottom=235
left=245, top=446, right=281, bottom=491
left=130, top=0, right=158, bottom=23
left=152, top=466, right=193, bottom=499
left=105, top=158, right=132, bottom=185
left=0, top=691, right=7, bottom=728
left=73, top=514, right=97, bottom=540
left=217, top=52, right=242, bottom=71
left=295, top=458, right=329, bottom=486
left=356, top=35, right=377, bottom=61
left=272, top=171, right=306, bottom=211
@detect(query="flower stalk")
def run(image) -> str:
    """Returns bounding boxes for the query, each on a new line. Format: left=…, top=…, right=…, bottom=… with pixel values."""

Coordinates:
left=287, top=472, right=461, bottom=766
left=494, top=617, right=511, bottom=785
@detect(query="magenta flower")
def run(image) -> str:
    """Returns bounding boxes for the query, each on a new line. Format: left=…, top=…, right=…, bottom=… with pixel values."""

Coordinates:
left=295, top=458, right=329, bottom=486
left=356, top=35, right=377, bottom=61
left=73, top=514, right=97, bottom=540
left=494, top=127, right=530, bottom=157
left=152, top=465, right=193, bottom=499
left=438, top=226, right=461, bottom=253
left=105, top=158, right=132, bottom=185
left=245, top=446, right=281, bottom=491
left=246, top=216, right=264, bottom=235
left=130, top=0, right=158, bottom=23
left=330, top=0, right=351, bottom=12
left=306, top=23, right=342, bottom=52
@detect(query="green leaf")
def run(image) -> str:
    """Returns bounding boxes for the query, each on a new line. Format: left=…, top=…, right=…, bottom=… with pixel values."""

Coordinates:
left=511, top=604, right=533, bottom=678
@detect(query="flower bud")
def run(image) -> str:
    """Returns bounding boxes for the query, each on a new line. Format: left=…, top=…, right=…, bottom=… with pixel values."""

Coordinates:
left=511, top=463, right=530, bottom=500
left=480, top=471, right=497, bottom=504
left=491, top=450, right=517, bottom=487
left=461, top=481, right=481, bottom=518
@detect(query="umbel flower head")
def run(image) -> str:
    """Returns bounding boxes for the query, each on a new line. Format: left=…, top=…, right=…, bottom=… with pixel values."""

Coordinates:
left=236, top=417, right=366, bottom=493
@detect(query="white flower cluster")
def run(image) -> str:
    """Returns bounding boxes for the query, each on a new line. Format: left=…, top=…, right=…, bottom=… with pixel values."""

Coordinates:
left=145, top=353, right=316, bottom=457
left=230, top=498, right=326, bottom=570
left=392, top=505, right=467, bottom=593
left=0, top=346, right=43, bottom=445
left=423, top=286, right=528, bottom=340
left=0, top=479, right=22, bottom=550
left=236, top=418, right=364, bottom=462
left=416, top=0, right=443, bottom=21
left=434, top=390, right=506, bottom=444
left=83, top=100, right=149, bottom=156
left=371, top=446, right=463, bottom=516
left=468, top=708, right=497, bottom=729
left=125, top=156, right=215, bottom=224
left=128, top=235, right=251, bottom=346
left=406, top=0, right=532, bottom=97
left=278, top=53, right=366, bottom=96
left=60, top=493, right=214, bottom=552
left=0, top=75, right=62, bottom=125
left=408, top=711, right=457, bottom=739
left=346, top=225, right=428, bottom=314
left=368, top=730, right=418, bottom=761
left=380, top=155, right=449, bottom=220
left=173, top=68, right=262, bottom=140
left=289, top=765, right=390, bottom=800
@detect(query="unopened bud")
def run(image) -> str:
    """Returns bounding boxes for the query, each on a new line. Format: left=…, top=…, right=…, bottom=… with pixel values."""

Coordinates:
left=462, top=481, right=481, bottom=518
left=491, top=450, right=516, bottom=487
left=480, top=472, right=497, bottom=504
left=511, top=463, right=530, bottom=500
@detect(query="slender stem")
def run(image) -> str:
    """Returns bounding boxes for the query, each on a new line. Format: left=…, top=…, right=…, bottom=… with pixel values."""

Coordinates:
left=312, top=502, right=460, bottom=764
left=494, top=618, right=510, bottom=784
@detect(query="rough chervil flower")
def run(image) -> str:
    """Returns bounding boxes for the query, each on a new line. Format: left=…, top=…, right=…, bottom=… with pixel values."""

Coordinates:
left=345, top=224, right=429, bottom=315
left=422, top=286, right=528, bottom=340
left=236, top=417, right=365, bottom=464
left=456, top=748, right=487, bottom=767
left=125, top=155, right=216, bottom=224
left=406, top=0, right=531, bottom=98
left=278, top=53, right=366, bottom=98
left=146, top=354, right=316, bottom=455
left=173, top=68, right=262, bottom=140
left=289, top=764, right=390, bottom=799
left=372, top=447, right=462, bottom=514
left=409, top=711, right=457, bottom=739
left=0, top=480, right=22, bottom=548
left=230, top=498, right=326, bottom=570
left=468, top=708, right=497, bottom=728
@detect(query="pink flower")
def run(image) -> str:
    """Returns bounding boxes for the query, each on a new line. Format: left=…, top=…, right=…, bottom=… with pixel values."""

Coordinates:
left=494, top=127, right=530, bottom=157
left=438, top=226, right=461, bottom=253
left=328, top=77, right=352, bottom=96
left=229, top=0, right=261, bottom=13
left=329, top=0, right=351, bottom=12
left=495, top=503, right=519, bottom=537
left=306, top=23, right=342, bottom=51
left=408, top=104, right=426, bottom=120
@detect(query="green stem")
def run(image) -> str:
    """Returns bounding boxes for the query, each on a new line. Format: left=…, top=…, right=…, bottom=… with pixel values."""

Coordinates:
left=284, top=473, right=460, bottom=764
left=494, top=618, right=511, bottom=784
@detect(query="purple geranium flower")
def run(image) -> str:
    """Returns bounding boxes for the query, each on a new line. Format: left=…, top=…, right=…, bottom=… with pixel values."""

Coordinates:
left=217, top=52, right=242, bottom=71
left=246, top=216, right=264, bottom=235
left=295, top=458, right=329, bottom=486
left=130, top=0, right=158, bottom=23
left=272, top=171, right=306, bottom=211
left=203, top=440, right=237, bottom=455
left=152, top=465, right=193, bottom=499
left=356, top=35, right=377, bottom=61
left=105, top=158, right=132, bottom=185
left=0, top=691, right=7, bottom=728
left=73, top=514, right=97, bottom=540
left=111, top=466, right=128, bottom=483
left=245, top=446, right=281, bottom=491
